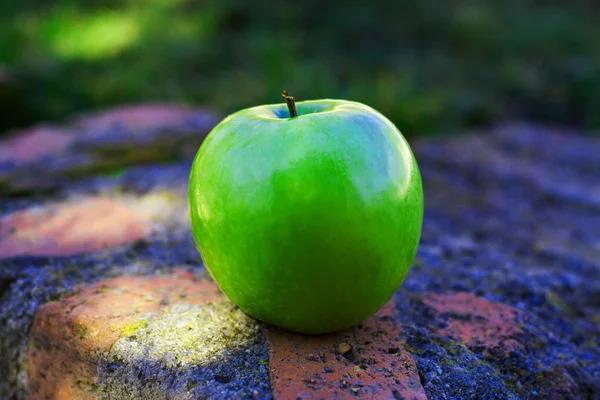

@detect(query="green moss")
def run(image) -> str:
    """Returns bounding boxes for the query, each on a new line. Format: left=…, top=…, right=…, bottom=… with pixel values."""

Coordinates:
left=545, top=290, right=576, bottom=315
left=96, top=301, right=265, bottom=399
left=56, top=138, right=195, bottom=185
left=108, top=301, right=260, bottom=368
left=120, top=320, right=148, bottom=337
left=76, top=380, right=99, bottom=394
left=91, top=142, right=181, bottom=165
left=73, top=321, right=90, bottom=340
left=55, top=290, right=81, bottom=300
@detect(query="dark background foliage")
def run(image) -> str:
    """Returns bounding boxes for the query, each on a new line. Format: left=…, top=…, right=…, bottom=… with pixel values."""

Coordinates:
left=1, top=0, right=599, bottom=136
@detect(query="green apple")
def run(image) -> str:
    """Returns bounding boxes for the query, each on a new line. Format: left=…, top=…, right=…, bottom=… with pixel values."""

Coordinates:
left=188, top=92, right=423, bottom=334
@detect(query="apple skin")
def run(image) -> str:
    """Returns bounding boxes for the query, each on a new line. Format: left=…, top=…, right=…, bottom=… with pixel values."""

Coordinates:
left=188, top=99, right=423, bottom=334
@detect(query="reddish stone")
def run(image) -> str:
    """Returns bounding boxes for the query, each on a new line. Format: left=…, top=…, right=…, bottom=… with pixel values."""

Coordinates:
left=423, top=292, right=524, bottom=355
left=73, top=104, right=195, bottom=134
left=0, top=127, right=74, bottom=164
left=0, top=197, right=149, bottom=259
left=268, top=301, right=427, bottom=400
left=26, top=270, right=222, bottom=400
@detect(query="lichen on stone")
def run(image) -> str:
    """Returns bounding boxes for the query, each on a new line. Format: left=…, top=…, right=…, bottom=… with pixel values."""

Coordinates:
left=96, top=301, right=270, bottom=399
left=110, top=302, right=259, bottom=368
left=120, top=320, right=148, bottom=338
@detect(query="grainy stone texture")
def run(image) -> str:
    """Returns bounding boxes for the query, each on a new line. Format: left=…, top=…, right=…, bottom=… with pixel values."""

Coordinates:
left=268, top=301, right=426, bottom=399
left=0, top=111, right=599, bottom=400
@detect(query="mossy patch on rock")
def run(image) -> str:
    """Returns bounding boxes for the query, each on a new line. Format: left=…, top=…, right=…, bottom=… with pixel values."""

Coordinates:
left=110, top=302, right=260, bottom=368
left=96, top=302, right=270, bottom=399
left=120, top=320, right=148, bottom=338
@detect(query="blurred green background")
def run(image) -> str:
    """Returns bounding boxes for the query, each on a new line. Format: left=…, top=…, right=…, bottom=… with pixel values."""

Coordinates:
left=1, top=0, right=599, bottom=136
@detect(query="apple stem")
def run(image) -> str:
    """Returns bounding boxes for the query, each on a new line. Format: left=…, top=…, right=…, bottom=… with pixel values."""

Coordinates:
left=281, top=90, right=298, bottom=118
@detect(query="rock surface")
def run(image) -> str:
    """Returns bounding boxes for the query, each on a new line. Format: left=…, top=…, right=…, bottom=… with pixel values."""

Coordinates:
left=0, top=108, right=599, bottom=399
